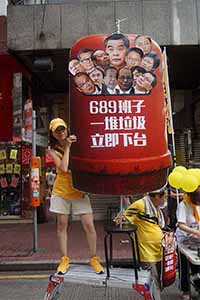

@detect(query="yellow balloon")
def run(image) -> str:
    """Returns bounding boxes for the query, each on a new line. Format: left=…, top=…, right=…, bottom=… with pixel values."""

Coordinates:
left=195, top=169, right=200, bottom=176
left=193, top=169, right=200, bottom=185
left=173, top=166, right=187, bottom=175
left=181, top=174, right=198, bottom=193
left=168, top=171, right=183, bottom=189
left=186, top=169, right=200, bottom=185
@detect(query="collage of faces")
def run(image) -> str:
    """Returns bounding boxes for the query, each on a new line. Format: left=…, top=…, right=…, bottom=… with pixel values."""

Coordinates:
left=69, top=33, right=160, bottom=96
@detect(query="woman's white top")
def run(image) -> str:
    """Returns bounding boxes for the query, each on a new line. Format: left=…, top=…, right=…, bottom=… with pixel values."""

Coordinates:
left=176, top=201, right=200, bottom=243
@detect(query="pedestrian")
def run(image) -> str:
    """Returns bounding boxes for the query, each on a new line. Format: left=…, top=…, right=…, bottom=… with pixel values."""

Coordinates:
left=176, top=185, right=200, bottom=300
left=46, top=168, right=56, bottom=196
left=114, top=186, right=167, bottom=300
left=48, top=118, right=104, bottom=275
left=167, top=186, right=183, bottom=230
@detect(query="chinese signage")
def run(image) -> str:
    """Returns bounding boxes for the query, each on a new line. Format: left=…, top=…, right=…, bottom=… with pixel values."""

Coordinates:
left=89, top=99, right=146, bottom=148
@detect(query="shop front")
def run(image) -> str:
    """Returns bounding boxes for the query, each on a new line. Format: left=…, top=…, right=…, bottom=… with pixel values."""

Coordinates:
left=0, top=50, right=32, bottom=221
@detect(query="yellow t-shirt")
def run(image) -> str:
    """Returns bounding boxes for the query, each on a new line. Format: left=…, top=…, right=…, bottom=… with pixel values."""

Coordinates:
left=125, top=199, right=163, bottom=262
left=52, top=169, right=84, bottom=200
left=51, top=146, right=84, bottom=200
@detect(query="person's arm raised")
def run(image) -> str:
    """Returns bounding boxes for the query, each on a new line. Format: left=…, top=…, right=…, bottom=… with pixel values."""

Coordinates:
left=48, top=135, right=77, bottom=173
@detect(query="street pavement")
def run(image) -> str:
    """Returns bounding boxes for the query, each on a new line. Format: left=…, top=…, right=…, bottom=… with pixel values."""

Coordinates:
left=0, top=271, right=183, bottom=300
left=0, top=221, right=183, bottom=299
left=0, top=221, right=137, bottom=271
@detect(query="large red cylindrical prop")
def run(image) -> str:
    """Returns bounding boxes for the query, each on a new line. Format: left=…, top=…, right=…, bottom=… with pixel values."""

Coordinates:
left=69, top=34, right=171, bottom=195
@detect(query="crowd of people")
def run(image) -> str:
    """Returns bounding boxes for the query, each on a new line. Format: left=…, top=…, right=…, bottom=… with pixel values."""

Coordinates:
left=47, top=116, right=200, bottom=300
left=69, top=33, right=160, bottom=96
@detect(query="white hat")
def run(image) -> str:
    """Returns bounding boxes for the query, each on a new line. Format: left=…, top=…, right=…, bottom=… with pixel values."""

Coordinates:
left=148, top=183, right=168, bottom=195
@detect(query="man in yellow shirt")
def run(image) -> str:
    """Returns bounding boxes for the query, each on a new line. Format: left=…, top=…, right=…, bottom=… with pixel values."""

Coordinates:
left=115, top=187, right=167, bottom=300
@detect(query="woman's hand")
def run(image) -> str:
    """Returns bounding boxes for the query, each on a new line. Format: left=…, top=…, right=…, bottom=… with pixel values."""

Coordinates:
left=64, top=135, right=77, bottom=149
left=68, top=135, right=77, bottom=143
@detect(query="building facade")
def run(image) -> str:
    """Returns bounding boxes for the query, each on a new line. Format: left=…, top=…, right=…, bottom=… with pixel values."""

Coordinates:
left=3, top=0, right=200, bottom=220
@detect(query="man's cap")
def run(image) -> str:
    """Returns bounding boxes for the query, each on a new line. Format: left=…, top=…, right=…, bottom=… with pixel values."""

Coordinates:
left=148, top=183, right=168, bottom=195
left=49, top=118, right=67, bottom=132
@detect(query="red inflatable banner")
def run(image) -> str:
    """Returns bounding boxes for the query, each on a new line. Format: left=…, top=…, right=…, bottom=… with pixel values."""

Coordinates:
left=69, top=33, right=172, bottom=195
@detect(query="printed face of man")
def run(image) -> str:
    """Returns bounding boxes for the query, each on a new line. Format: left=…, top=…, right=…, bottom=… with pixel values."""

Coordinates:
left=79, top=52, right=94, bottom=71
left=89, top=68, right=103, bottom=86
left=74, top=74, right=95, bottom=95
left=69, top=59, right=84, bottom=75
left=105, top=39, right=127, bottom=69
left=135, top=36, right=151, bottom=54
left=104, top=68, right=117, bottom=89
left=132, top=69, right=144, bottom=86
left=140, top=56, right=154, bottom=72
left=136, top=72, right=154, bottom=92
left=126, top=51, right=142, bottom=69
left=93, top=50, right=110, bottom=68
left=118, top=68, right=133, bottom=92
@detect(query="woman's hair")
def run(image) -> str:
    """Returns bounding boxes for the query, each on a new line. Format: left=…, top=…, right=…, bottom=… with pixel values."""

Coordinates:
left=190, top=190, right=200, bottom=205
left=48, top=131, right=58, bottom=149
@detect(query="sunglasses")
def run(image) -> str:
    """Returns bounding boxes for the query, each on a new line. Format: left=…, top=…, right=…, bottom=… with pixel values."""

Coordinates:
left=54, top=126, right=67, bottom=134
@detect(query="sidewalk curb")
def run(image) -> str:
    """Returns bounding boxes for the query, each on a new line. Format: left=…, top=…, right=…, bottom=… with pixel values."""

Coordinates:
left=0, top=258, right=132, bottom=272
left=0, top=261, right=58, bottom=272
left=0, top=259, right=91, bottom=272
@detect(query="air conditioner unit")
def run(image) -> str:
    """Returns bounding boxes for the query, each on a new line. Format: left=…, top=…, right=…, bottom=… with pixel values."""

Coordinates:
left=33, top=57, right=54, bottom=72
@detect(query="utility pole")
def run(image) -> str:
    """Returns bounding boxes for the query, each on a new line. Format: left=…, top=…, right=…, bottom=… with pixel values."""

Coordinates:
left=32, top=110, right=38, bottom=252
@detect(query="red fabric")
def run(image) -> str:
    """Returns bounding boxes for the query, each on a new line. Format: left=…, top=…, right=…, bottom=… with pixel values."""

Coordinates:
left=161, top=232, right=177, bottom=287
left=45, top=151, right=54, bottom=166
left=22, top=145, right=32, bottom=166
left=0, top=66, right=13, bottom=141
left=0, top=52, right=29, bottom=142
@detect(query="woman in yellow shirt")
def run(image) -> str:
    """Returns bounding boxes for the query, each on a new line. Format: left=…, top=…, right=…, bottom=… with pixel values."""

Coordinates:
left=48, top=118, right=104, bottom=275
